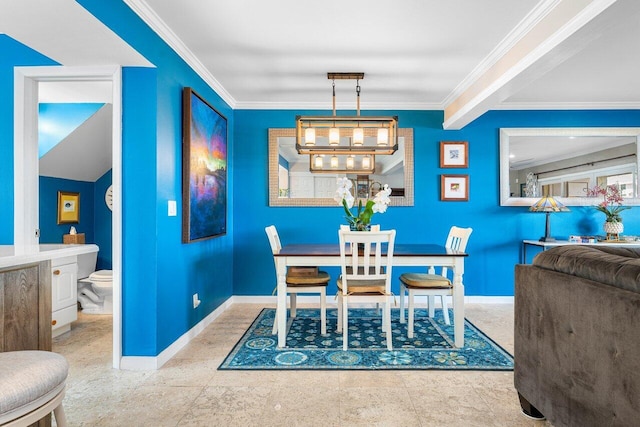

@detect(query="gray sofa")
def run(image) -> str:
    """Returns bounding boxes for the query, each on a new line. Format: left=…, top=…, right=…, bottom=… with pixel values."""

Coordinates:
left=514, top=245, right=640, bottom=427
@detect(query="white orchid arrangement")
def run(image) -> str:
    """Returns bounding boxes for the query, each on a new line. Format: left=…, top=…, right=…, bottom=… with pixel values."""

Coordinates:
left=334, top=177, right=392, bottom=231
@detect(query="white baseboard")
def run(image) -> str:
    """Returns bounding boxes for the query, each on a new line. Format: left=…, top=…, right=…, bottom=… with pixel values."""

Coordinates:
left=231, top=295, right=514, bottom=305
left=119, top=294, right=513, bottom=370
left=119, top=296, right=234, bottom=370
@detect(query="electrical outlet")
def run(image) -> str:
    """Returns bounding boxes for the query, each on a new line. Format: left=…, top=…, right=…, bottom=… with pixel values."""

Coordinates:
left=192, top=293, right=201, bottom=309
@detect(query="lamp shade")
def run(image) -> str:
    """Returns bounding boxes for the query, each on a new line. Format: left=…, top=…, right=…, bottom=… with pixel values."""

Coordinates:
left=529, top=196, right=570, bottom=213
left=530, top=196, right=570, bottom=242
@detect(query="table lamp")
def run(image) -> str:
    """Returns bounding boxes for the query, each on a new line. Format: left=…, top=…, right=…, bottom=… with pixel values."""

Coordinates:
left=529, top=196, right=570, bottom=242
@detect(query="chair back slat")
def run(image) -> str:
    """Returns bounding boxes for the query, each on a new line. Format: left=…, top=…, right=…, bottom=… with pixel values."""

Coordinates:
left=441, top=226, right=473, bottom=277
left=339, top=229, right=396, bottom=295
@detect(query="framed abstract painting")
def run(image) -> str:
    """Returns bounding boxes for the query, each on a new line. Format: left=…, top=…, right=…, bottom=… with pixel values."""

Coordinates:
left=182, top=87, right=227, bottom=242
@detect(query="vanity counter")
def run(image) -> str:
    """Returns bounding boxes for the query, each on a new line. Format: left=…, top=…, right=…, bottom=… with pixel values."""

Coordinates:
left=0, top=244, right=99, bottom=269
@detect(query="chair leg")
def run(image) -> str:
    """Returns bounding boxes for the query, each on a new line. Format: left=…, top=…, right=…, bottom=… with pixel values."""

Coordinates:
left=342, top=298, right=349, bottom=351
left=272, top=307, right=279, bottom=335
left=428, top=295, right=435, bottom=318
left=54, top=403, right=68, bottom=427
left=399, top=282, right=406, bottom=323
left=336, top=294, right=343, bottom=333
left=408, top=290, right=415, bottom=339
left=320, top=290, right=327, bottom=335
left=385, top=301, right=392, bottom=350
left=441, top=295, right=450, bottom=325
left=290, top=294, right=297, bottom=318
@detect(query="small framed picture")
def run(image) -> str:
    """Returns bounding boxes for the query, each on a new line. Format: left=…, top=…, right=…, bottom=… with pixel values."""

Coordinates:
left=441, top=175, right=469, bottom=201
left=57, top=191, right=80, bottom=224
left=440, top=141, right=468, bottom=168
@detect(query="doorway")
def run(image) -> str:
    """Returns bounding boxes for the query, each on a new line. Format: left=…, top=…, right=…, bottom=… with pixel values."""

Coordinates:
left=14, top=66, right=123, bottom=369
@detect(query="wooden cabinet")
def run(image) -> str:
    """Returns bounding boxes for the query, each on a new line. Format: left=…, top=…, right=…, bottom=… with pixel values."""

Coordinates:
left=51, top=256, right=78, bottom=337
left=0, top=260, right=51, bottom=352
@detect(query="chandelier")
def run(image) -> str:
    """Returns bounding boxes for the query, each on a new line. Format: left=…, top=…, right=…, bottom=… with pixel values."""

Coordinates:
left=296, top=73, right=398, bottom=171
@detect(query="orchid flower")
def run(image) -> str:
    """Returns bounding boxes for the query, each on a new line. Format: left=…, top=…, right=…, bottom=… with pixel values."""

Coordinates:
left=335, top=179, right=392, bottom=230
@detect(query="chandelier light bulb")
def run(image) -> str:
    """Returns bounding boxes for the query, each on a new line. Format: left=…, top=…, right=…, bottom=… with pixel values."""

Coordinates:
left=329, top=127, right=340, bottom=146
left=314, top=155, right=323, bottom=169
left=304, top=128, right=316, bottom=146
left=330, top=155, right=339, bottom=168
left=362, top=155, right=371, bottom=169
left=353, top=128, right=364, bottom=146
left=377, top=128, right=389, bottom=146
left=346, top=155, right=355, bottom=169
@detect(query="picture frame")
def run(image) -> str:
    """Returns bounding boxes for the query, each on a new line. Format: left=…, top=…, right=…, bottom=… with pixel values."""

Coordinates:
left=440, top=141, right=468, bottom=168
left=182, top=87, right=228, bottom=242
left=441, top=174, right=469, bottom=201
left=57, top=191, right=80, bottom=224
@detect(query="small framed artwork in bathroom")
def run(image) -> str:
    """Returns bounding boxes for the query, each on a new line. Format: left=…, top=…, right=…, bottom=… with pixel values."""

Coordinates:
left=57, top=191, right=80, bottom=224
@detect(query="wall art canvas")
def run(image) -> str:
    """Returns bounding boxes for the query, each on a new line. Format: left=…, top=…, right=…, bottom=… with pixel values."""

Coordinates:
left=182, top=87, right=227, bottom=242
left=57, top=191, right=80, bottom=224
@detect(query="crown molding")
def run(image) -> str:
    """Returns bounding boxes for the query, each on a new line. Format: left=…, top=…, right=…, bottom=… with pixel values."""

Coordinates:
left=234, top=101, right=444, bottom=111
left=124, top=0, right=237, bottom=108
left=495, top=101, right=640, bottom=110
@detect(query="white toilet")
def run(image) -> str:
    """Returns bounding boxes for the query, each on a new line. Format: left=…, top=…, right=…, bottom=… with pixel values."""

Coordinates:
left=77, top=251, right=113, bottom=315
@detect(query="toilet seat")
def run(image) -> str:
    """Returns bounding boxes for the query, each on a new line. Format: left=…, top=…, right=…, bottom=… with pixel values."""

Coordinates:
left=89, top=270, right=112, bottom=282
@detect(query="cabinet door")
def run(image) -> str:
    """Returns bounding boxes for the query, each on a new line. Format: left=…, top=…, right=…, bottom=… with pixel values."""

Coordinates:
left=0, top=261, right=51, bottom=352
left=52, top=263, right=77, bottom=312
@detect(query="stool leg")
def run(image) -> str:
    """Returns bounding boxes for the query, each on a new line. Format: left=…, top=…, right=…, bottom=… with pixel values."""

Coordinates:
left=54, top=403, right=68, bottom=427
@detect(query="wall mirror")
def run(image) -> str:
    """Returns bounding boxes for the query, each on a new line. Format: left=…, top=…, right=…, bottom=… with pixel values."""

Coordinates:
left=500, top=127, right=640, bottom=206
left=269, top=128, right=414, bottom=207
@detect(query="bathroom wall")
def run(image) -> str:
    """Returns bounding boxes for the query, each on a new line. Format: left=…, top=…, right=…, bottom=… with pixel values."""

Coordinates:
left=39, top=176, right=95, bottom=243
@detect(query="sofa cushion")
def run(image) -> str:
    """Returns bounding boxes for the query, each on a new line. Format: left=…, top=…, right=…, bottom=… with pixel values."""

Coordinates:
left=532, top=245, right=640, bottom=294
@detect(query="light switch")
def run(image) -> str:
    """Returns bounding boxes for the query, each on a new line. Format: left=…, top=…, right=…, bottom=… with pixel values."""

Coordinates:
left=168, top=200, right=177, bottom=216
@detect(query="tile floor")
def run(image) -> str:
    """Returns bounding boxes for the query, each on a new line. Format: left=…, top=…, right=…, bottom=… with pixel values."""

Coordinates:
left=53, top=303, right=552, bottom=426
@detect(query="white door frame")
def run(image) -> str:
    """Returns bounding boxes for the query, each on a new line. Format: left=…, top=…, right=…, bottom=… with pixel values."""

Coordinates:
left=14, top=66, right=123, bottom=369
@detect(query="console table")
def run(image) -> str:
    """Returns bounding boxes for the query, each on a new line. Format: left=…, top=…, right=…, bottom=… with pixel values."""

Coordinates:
left=521, top=239, right=640, bottom=263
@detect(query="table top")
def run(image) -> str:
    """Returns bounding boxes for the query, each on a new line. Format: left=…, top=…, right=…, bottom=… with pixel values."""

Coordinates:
left=523, top=239, right=640, bottom=248
left=276, top=243, right=468, bottom=257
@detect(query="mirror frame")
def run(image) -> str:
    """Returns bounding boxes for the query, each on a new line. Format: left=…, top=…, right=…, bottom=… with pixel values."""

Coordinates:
left=500, top=127, right=640, bottom=206
left=269, top=128, right=414, bottom=207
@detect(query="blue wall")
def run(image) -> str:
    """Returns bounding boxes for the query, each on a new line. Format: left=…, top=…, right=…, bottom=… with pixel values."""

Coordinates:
left=3, top=3, right=640, bottom=358
left=39, top=170, right=112, bottom=269
left=39, top=176, right=95, bottom=243
left=0, top=35, right=58, bottom=244
left=79, top=0, right=235, bottom=356
left=94, top=170, right=113, bottom=270
left=233, top=109, right=640, bottom=298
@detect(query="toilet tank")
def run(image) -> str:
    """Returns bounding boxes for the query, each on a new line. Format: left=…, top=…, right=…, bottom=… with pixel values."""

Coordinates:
left=77, top=250, right=98, bottom=279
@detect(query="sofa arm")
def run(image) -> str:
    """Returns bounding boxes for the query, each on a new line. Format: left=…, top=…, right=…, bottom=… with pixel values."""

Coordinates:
left=515, top=264, right=640, bottom=427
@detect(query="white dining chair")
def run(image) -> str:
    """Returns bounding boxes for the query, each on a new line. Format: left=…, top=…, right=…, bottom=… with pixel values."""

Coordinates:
left=399, top=226, right=472, bottom=338
left=336, top=228, right=396, bottom=351
left=265, top=225, right=330, bottom=336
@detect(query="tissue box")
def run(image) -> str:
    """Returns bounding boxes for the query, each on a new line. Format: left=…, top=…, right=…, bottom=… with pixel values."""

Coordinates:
left=63, top=233, right=85, bottom=244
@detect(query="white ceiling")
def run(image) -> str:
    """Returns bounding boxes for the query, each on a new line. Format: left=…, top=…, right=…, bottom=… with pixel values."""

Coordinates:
left=2, top=0, right=640, bottom=131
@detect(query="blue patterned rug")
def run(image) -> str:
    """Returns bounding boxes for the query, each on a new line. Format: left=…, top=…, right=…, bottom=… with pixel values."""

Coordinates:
left=218, top=308, right=514, bottom=370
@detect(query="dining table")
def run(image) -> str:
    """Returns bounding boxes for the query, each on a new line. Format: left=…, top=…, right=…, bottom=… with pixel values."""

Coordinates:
left=273, top=243, right=469, bottom=348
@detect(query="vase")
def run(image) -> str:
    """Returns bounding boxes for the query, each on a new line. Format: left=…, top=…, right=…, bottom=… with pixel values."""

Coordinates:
left=604, top=221, right=623, bottom=238
left=349, top=223, right=371, bottom=232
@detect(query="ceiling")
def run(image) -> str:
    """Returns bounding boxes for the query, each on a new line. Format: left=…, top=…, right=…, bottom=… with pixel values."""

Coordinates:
left=2, top=0, right=640, bottom=133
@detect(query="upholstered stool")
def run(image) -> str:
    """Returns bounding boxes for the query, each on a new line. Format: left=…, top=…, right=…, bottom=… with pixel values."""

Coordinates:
left=0, top=351, right=69, bottom=427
